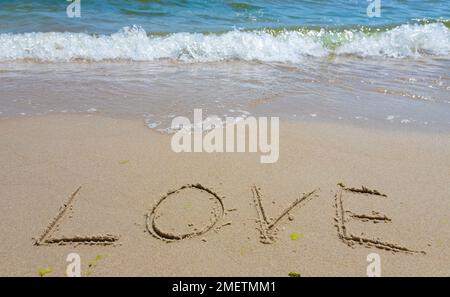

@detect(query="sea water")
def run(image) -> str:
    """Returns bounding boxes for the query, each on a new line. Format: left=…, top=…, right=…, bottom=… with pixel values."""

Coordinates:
left=0, top=0, right=449, bottom=132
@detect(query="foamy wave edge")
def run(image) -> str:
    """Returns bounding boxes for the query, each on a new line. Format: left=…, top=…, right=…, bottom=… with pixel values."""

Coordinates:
left=1, top=23, right=449, bottom=63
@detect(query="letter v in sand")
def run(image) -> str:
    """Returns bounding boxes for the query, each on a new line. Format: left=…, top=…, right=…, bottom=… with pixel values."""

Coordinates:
left=251, top=185, right=319, bottom=244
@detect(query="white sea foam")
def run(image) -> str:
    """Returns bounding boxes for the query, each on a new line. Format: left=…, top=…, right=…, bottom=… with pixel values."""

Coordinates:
left=0, top=26, right=326, bottom=62
left=337, top=23, right=450, bottom=58
left=0, top=23, right=449, bottom=62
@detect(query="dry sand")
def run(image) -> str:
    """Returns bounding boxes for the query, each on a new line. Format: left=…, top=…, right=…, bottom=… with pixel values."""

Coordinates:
left=1, top=114, right=450, bottom=276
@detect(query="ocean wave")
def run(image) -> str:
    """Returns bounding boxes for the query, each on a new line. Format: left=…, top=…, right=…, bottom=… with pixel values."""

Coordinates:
left=336, top=22, right=450, bottom=57
left=1, top=23, right=449, bottom=62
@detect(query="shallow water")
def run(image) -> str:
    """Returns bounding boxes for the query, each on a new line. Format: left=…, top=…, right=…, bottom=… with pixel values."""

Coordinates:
left=1, top=56, right=449, bottom=132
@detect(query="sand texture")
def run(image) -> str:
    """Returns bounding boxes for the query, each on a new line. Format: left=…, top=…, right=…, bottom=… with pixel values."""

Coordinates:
left=1, top=114, right=450, bottom=276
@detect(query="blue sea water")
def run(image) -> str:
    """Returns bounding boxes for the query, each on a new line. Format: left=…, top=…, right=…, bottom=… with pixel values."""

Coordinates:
left=0, top=1, right=449, bottom=132
left=0, top=0, right=449, bottom=34
left=0, top=0, right=449, bottom=61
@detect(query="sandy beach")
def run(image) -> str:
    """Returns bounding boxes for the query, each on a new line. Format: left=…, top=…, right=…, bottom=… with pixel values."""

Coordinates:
left=1, top=113, right=449, bottom=276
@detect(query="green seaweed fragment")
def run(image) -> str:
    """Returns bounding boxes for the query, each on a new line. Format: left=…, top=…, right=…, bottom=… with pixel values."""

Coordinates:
left=38, top=267, right=53, bottom=277
left=290, top=232, right=302, bottom=241
left=85, top=255, right=105, bottom=276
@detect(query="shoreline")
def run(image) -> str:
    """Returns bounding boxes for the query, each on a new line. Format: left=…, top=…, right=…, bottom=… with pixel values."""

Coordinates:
left=2, top=110, right=450, bottom=136
left=2, top=55, right=450, bottom=135
left=1, top=114, right=450, bottom=276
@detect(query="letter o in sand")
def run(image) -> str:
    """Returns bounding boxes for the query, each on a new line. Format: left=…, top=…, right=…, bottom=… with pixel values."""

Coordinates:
left=146, top=184, right=225, bottom=241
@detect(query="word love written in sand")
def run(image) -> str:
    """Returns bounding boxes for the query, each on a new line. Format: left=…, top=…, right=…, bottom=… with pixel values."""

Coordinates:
left=34, top=183, right=425, bottom=254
